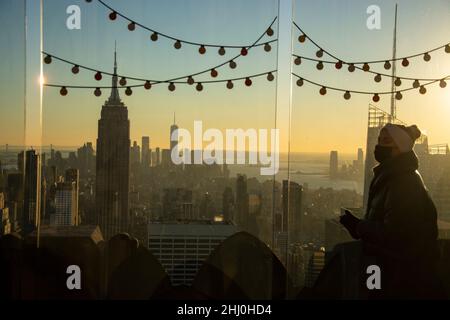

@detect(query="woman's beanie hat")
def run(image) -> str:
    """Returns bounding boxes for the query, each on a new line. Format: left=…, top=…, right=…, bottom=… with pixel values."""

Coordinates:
left=383, top=123, right=422, bottom=153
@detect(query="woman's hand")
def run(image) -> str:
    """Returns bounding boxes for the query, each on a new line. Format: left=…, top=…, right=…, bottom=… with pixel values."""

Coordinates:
left=339, top=210, right=361, bottom=239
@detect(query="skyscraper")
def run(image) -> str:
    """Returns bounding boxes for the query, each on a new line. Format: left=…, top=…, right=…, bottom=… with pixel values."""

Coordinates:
left=141, top=136, right=150, bottom=167
left=95, top=48, right=130, bottom=239
left=235, top=174, right=249, bottom=230
left=130, top=141, right=140, bottom=166
left=282, top=180, right=303, bottom=243
left=329, top=151, right=338, bottom=179
left=170, top=112, right=178, bottom=155
left=52, top=181, right=78, bottom=226
left=23, top=149, right=41, bottom=233
left=65, top=168, right=79, bottom=224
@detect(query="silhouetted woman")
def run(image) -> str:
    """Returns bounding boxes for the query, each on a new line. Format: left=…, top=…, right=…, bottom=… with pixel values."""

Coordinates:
left=340, top=123, right=444, bottom=299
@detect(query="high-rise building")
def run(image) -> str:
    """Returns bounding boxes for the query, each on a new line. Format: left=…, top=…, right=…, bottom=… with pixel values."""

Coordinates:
left=23, top=150, right=41, bottom=233
left=235, top=174, right=249, bottom=230
left=222, top=187, right=234, bottom=223
left=155, top=147, right=161, bottom=166
left=170, top=112, right=178, bottom=156
left=282, top=180, right=303, bottom=243
left=77, top=142, right=95, bottom=177
left=65, top=168, right=79, bottom=224
left=162, top=188, right=193, bottom=220
left=329, top=151, right=338, bottom=179
left=148, top=221, right=237, bottom=286
left=130, top=141, right=140, bottom=166
left=161, top=149, right=171, bottom=167
left=52, top=181, right=78, bottom=226
left=141, top=136, right=150, bottom=167
left=0, top=192, right=11, bottom=235
left=95, top=48, right=130, bottom=240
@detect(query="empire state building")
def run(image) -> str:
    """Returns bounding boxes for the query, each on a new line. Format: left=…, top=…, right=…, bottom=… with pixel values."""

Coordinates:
left=95, top=49, right=130, bottom=239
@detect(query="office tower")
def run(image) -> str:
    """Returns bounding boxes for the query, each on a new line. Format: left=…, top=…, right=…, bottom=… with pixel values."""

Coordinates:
left=65, top=168, right=79, bottom=223
left=77, top=142, right=95, bottom=177
left=130, top=141, right=140, bottom=166
left=18, top=151, right=24, bottom=173
left=161, top=149, right=171, bottom=167
left=282, top=180, right=303, bottom=243
left=170, top=113, right=178, bottom=155
left=357, top=148, right=364, bottom=166
left=222, top=187, right=234, bottom=222
left=0, top=192, right=11, bottom=235
left=141, top=136, right=150, bottom=167
left=329, top=151, right=338, bottom=179
left=162, top=188, right=193, bottom=220
left=95, top=48, right=130, bottom=240
left=235, top=174, right=249, bottom=230
left=148, top=221, right=237, bottom=286
left=304, top=248, right=326, bottom=288
left=52, top=181, right=78, bottom=226
left=155, top=147, right=160, bottom=166
left=23, top=149, right=41, bottom=233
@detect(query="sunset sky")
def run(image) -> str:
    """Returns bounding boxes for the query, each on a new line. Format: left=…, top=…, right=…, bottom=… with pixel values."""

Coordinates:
left=0, top=0, right=449, bottom=154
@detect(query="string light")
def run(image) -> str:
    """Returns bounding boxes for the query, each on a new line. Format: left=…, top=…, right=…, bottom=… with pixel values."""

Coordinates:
left=210, top=69, right=218, bottom=78
left=294, top=56, right=302, bottom=65
left=109, top=11, right=117, bottom=21
left=44, top=55, right=52, bottom=64
left=94, top=87, right=102, bottom=97
left=144, top=81, right=152, bottom=90
left=374, top=74, right=382, bottom=83
left=343, top=91, right=351, bottom=100
left=423, top=53, right=431, bottom=62
left=395, top=91, right=403, bottom=100
left=241, top=47, right=248, bottom=56
left=373, top=94, right=380, bottom=102
left=229, top=60, right=237, bottom=69
left=264, top=43, right=271, bottom=52
left=125, top=87, right=132, bottom=96
left=298, top=34, right=306, bottom=43
left=60, top=86, right=68, bottom=96
left=150, top=32, right=158, bottom=41
left=348, top=64, right=355, bottom=72
left=362, top=63, right=370, bottom=72
left=71, top=65, right=80, bottom=74
left=394, top=77, right=402, bottom=87
left=316, top=49, right=324, bottom=58
left=218, top=47, right=226, bottom=55
left=128, top=21, right=136, bottom=31
left=413, top=80, right=420, bottom=88
left=402, top=58, right=409, bottom=67
left=187, top=76, right=195, bottom=85
left=384, top=61, right=391, bottom=70
left=196, top=82, right=203, bottom=91
left=245, top=77, right=252, bottom=86
left=174, top=40, right=182, bottom=49
left=440, top=79, right=447, bottom=88
left=296, top=78, right=304, bottom=86
left=199, top=45, right=206, bottom=55
left=95, top=71, right=102, bottom=81
left=267, top=72, right=274, bottom=81
left=319, top=86, right=327, bottom=95
left=168, top=82, right=176, bottom=91
left=446, top=44, right=450, bottom=53
left=335, top=60, right=343, bottom=69
left=266, top=27, right=274, bottom=37
left=119, top=77, right=127, bottom=86
left=316, top=61, right=324, bottom=70
left=419, top=85, right=427, bottom=94
left=226, top=80, right=234, bottom=89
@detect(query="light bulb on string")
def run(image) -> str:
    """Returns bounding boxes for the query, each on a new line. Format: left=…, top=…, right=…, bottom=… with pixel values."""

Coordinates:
left=294, top=56, right=301, bottom=65
left=95, top=72, right=102, bottom=81
left=229, top=60, right=237, bottom=69
left=384, top=61, right=391, bottom=70
left=245, top=77, right=252, bottom=86
left=150, top=32, right=158, bottom=41
left=402, top=58, right=409, bottom=67
left=125, top=87, right=132, bottom=96
left=199, top=45, right=206, bottom=55
left=174, top=40, right=182, bottom=49
left=85, top=0, right=92, bottom=2
left=316, top=49, right=324, bottom=58
left=316, top=61, right=324, bottom=70
left=226, top=80, right=234, bottom=89
left=264, top=43, right=271, bottom=52
left=241, top=47, right=248, bottom=56
left=445, top=44, right=450, bottom=53
left=419, top=86, right=427, bottom=94
left=372, top=94, right=380, bottom=103
left=298, top=34, right=306, bottom=43
left=343, top=91, right=351, bottom=100
left=348, top=64, right=355, bottom=72
left=119, top=77, right=127, bottom=86
left=374, top=74, right=382, bottom=83
left=128, top=21, right=136, bottom=31
left=94, top=88, right=102, bottom=97
left=296, top=78, right=304, bottom=87
left=71, top=65, right=79, bottom=74
left=319, top=87, right=327, bottom=95
left=44, top=55, right=52, bottom=64
left=394, top=78, right=402, bottom=87
left=210, top=69, right=218, bottom=78
left=335, top=61, right=343, bottom=69
left=440, top=79, right=447, bottom=88
left=266, top=27, right=274, bottom=36
left=168, top=82, right=176, bottom=91
left=395, top=92, right=403, bottom=100
left=109, top=11, right=117, bottom=20
left=423, top=53, right=431, bottom=62
left=144, top=81, right=152, bottom=90
left=218, top=47, right=226, bottom=56
left=187, top=76, right=195, bottom=85
left=267, top=72, right=274, bottom=81
left=60, top=87, right=68, bottom=96
left=362, top=63, right=370, bottom=72
left=196, top=83, right=203, bottom=91
left=413, top=80, right=420, bottom=88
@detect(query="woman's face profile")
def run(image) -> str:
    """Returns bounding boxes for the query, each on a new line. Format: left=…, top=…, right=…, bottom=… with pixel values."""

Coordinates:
left=378, top=128, right=396, bottom=147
